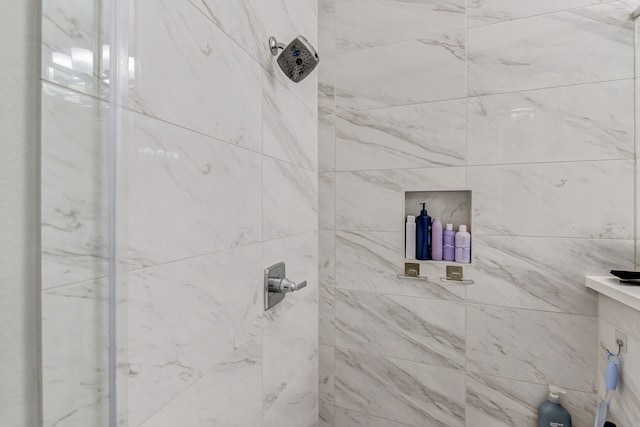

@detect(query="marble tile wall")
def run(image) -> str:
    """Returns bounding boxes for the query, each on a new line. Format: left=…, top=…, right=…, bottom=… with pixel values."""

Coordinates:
left=42, top=0, right=318, bottom=425
left=319, top=1, right=636, bottom=426
left=126, top=0, right=318, bottom=426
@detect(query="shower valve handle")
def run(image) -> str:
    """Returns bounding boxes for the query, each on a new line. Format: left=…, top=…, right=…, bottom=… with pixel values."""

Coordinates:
left=268, top=277, right=307, bottom=293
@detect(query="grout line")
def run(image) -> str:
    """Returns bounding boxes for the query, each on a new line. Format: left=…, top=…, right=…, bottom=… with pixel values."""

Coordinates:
left=332, top=285, right=598, bottom=317
left=335, top=346, right=598, bottom=395
left=333, top=228, right=635, bottom=241
left=466, top=0, right=621, bottom=30
left=329, top=156, right=634, bottom=173
left=333, top=77, right=635, bottom=115
left=125, top=230, right=316, bottom=275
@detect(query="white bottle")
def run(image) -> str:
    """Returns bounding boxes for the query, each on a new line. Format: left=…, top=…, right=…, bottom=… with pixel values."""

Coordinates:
left=405, top=215, right=416, bottom=260
left=455, top=225, right=471, bottom=263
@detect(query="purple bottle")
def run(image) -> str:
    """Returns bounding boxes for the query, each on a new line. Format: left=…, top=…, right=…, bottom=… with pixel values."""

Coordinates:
left=431, top=218, right=443, bottom=261
left=443, top=223, right=455, bottom=261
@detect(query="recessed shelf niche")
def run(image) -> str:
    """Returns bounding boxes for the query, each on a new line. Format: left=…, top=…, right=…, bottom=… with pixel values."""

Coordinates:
left=403, top=189, right=472, bottom=264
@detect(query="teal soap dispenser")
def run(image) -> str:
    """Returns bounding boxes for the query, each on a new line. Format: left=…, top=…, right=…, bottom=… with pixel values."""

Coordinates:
left=537, top=385, right=572, bottom=427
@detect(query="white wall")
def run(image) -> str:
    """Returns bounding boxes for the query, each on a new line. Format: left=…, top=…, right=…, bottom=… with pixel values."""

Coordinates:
left=0, top=0, right=42, bottom=425
left=318, top=1, right=636, bottom=426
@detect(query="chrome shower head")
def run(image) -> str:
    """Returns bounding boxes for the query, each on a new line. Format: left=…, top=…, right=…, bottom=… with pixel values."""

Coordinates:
left=269, top=35, right=319, bottom=83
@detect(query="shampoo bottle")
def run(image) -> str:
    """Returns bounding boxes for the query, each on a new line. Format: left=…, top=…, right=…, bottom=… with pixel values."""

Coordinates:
left=416, top=203, right=431, bottom=260
left=405, top=215, right=416, bottom=260
left=443, top=224, right=455, bottom=261
left=431, top=218, right=443, bottom=261
left=454, top=225, right=471, bottom=263
left=537, top=385, right=572, bottom=427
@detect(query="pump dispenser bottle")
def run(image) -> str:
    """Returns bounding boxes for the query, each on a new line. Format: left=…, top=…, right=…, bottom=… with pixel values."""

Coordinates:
left=416, top=203, right=431, bottom=260
left=537, top=385, right=572, bottom=427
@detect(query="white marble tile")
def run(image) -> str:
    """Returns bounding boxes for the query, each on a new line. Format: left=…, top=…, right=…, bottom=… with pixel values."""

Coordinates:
left=335, top=0, right=465, bottom=52
left=319, top=114, right=336, bottom=172
left=320, top=403, right=335, bottom=427
left=468, top=160, right=635, bottom=239
left=128, top=245, right=263, bottom=425
left=467, top=3, right=635, bottom=96
left=42, top=0, right=102, bottom=96
left=127, top=112, right=262, bottom=268
left=189, top=0, right=267, bottom=65
left=335, top=31, right=466, bottom=111
left=319, top=0, right=336, bottom=56
left=319, top=56, right=336, bottom=116
left=263, top=72, right=317, bottom=171
left=263, top=349, right=318, bottom=427
left=336, top=99, right=466, bottom=170
left=336, top=167, right=466, bottom=232
left=467, top=80, right=635, bottom=165
left=41, top=83, right=108, bottom=289
left=468, top=235, right=634, bottom=315
left=466, top=373, right=596, bottom=427
left=41, top=279, right=109, bottom=427
left=263, top=297, right=318, bottom=413
left=320, top=284, right=335, bottom=346
left=468, top=0, right=609, bottom=27
left=335, top=231, right=465, bottom=301
left=131, top=0, right=262, bottom=151
left=320, top=172, right=336, bottom=229
left=139, top=339, right=262, bottom=427
left=335, top=348, right=466, bottom=427
left=319, top=230, right=336, bottom=288
left=263, top=156, right=318, bottom=240
left=334, top=408, right=413, bottom=427
left=335, top=289, right=465, bottom=368
left=319, top=345, right=335, bottom=405
left=467, top=305, right=597, bottom=392
left=599, top=294, right=640, bottom=340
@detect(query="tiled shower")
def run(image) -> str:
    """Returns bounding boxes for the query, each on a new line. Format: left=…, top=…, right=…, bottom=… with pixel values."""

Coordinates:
left=4, top=0, right=639, bottom=426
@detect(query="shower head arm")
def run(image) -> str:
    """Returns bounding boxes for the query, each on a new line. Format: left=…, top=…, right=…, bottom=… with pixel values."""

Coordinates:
left=269, top=36, right=286, bottom=56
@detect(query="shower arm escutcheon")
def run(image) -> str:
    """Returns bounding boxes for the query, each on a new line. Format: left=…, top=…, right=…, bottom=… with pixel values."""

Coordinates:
left=269, top=36, right=286, bottom=56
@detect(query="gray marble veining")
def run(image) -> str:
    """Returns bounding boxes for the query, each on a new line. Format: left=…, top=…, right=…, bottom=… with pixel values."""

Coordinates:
left=469, top=160, right=634, bottom=239
left=336, top=0, right=465, bottom=53
left=467, top=80, right=635, bottom=165
left=128, top=245, right=263, bottom=425
left=263, top=156, right=318, bottom=240
left=127, top=111, right=262, bottom=269
left=467, top=305, right=597, bottom=392
left=467, top=2, right=634, bottom=96
left=131, top=0, right=262, bottom=151
left=335, top=289, right=465, bottom=368
left=319, top=345, right=335, bottom=405
left=263, top=72, right=318, bottom=171
left=139, top=339, right=262, bottom=427
left=319, top=114, right=336, bottom=172
left=336, top=99, right=466, bottom=170
left=466, top=373, right=595, bottom=427
left=335, top=348, right=466, bottom=427
left=335, top=31, right=466, bottom=111
left=41, top=83, right=109, bottom=289
left=468, top=235, right=634, bottom=315
left=336, top=167, right=466, bottom=231
left=467, top=0, right=608, bottom=27
left=335, top=231, right=465, bottom=301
